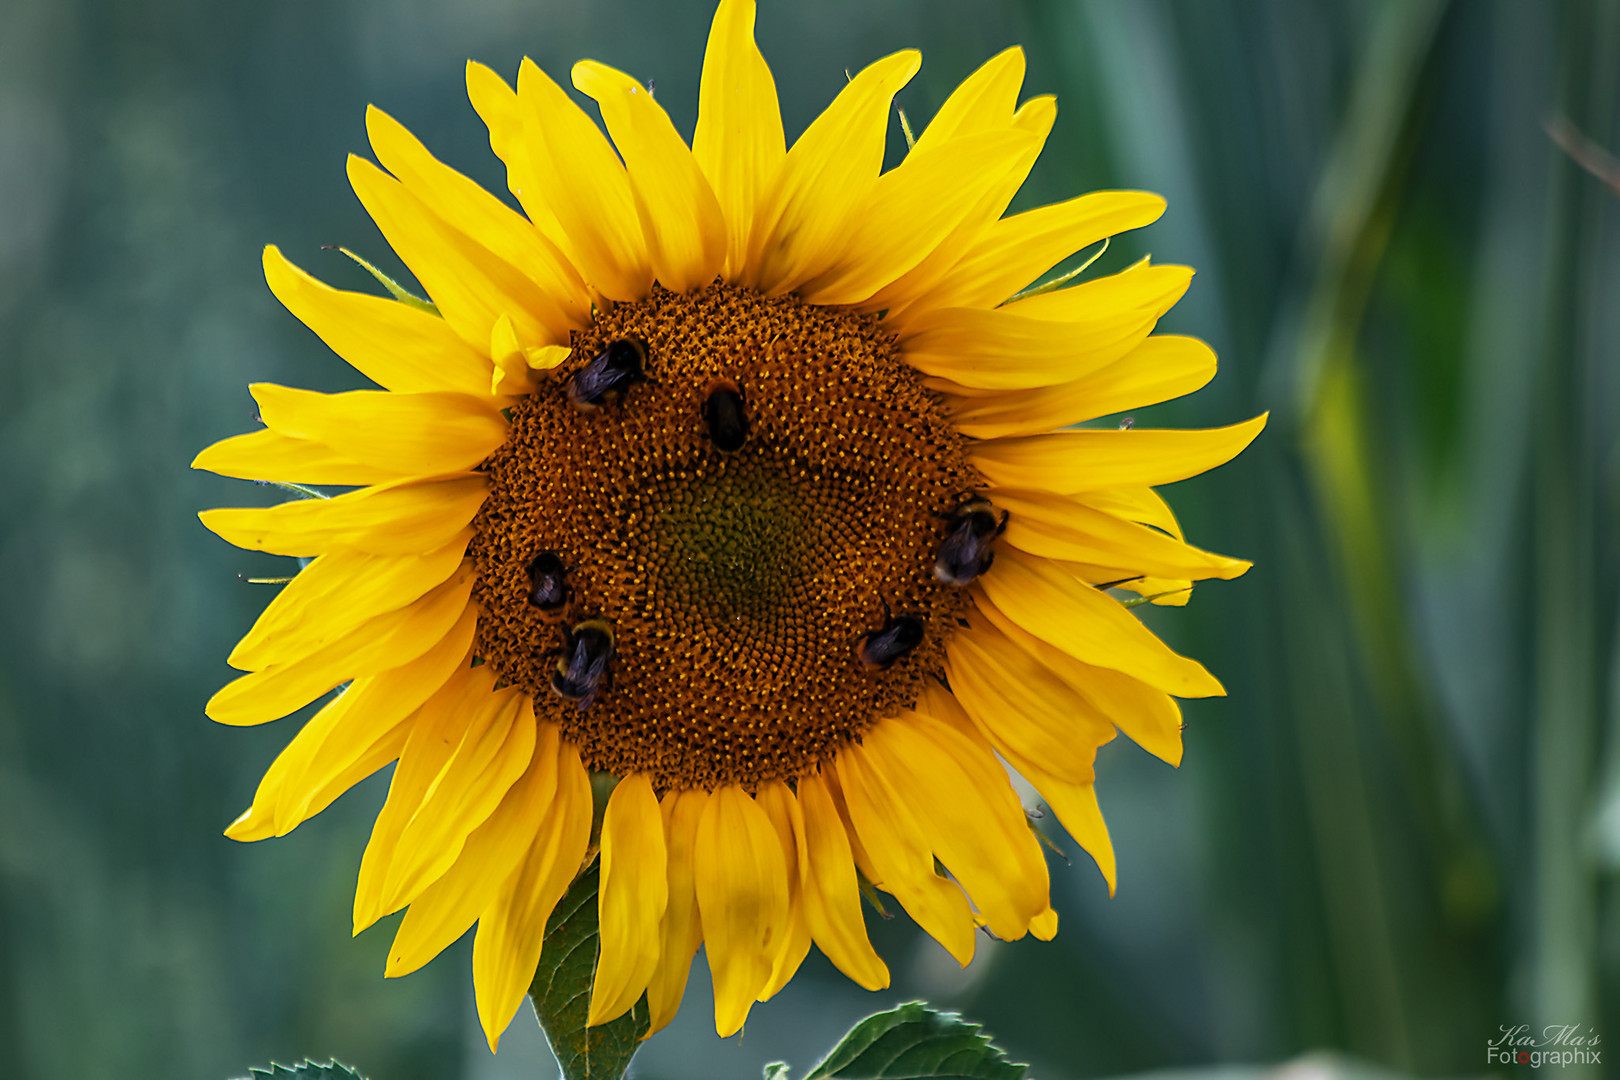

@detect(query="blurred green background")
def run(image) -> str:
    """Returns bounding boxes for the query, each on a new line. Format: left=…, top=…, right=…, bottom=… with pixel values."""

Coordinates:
left=3, top=0, right=1618, bottom=1077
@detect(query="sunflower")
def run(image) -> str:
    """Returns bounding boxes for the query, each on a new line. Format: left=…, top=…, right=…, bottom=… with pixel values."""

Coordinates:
left=196, top=0, right=1263, bottom=1050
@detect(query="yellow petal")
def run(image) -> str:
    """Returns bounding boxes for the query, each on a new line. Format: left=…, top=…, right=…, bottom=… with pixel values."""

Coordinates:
left=913, top=47, right=1026, bottom=151
left=833, top=741, right=977, bottom=966
left=1029, top=906, right=1058, bottom=941
left=199, top=475, right=487, bottom=558
left=975, top=548, right=1223, bottom=697
left=206, top=565, right=474, bottom=726
left=365, top=105, right=590, bottom=327
left=799, top=128, right=1040, bottom=306
left=263, top=245, right=493, bottom=397
left=473, top=740, right=593, bottom=1050
left=589, top=773, right=669, bottom=1027
left=862, top=711, right=1050, bottom=940
left=465, top=61, right=570, bottom=253
left=248, top=383, right=508, bottom=476
left=1080, top=485, right=1184, bottom=540
left=974, top=588, right=1187, bottom=766
left=946, top=335, right=1218, bottom=438
left=225, top=606, right=478, bottom=841
left=900, top=264, right=1193, bottom=390
left=988, top=487, right=1250, bottom=582
left=378, top=690, right=537, bottom=916
left=353, top=663, right=494, bottom=930
left=752, top=780, right=812, bottom=1001
left=386, top=719, right=563, bottom=978
left=192, top=428, right=410, bottom=487
left=909, top=190, right=1167, bottom=314
left=746, top=50, right=921, bottom=295
left=347, top=154, right=572, bottom=350
left=796, top=772, right=889, bottom=990
left=229, top=535, right=471, bottom=671
left=692, top=0, right=785, bottom=279
left=971, top=413, right=1268, bottom=493
left=573, top=61, right=727, bottom=293
left=693, top=783, right=791, bottom=1037
left=944, top=621, right=1114, bottom=785
left=645, top=788, right=710, bottom=1036
left=860, top=94, right=1055, bottom=318
left=516, top=58, right=653, bottom=302
left=1021, top=764, right=1116, bottom=894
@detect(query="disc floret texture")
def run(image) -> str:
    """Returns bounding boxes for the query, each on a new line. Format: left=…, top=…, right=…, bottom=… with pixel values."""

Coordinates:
left=196, top=0, right=1265, bottom=1049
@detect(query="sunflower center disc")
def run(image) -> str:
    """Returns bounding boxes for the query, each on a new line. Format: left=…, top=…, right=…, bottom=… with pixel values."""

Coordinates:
left=470, top=283, right=978, bottom=790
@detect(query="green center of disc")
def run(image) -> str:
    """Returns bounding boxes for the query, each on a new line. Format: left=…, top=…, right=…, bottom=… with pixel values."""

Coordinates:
left=645, top=459, right=817, bottom=627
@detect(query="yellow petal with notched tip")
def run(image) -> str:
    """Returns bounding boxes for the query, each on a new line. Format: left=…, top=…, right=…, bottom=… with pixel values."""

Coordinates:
left=353, top=663, right=493, bottom=930
left=589, top=773, right=669, bottom=1027
left=365, top=105, right=590, bottom=329
left=348, top=155, right=571, bottom=351
left=971, top=413, right=1267, bottom=494
left=977, top=547, right=1223, bottom=697
left=900, top=264, right=1193, bottom=390
left=207, top=567, right=474, bottom=727
left=693, top=0, right=785, bottom=279
left=199, top=475, right=486, bottom=558
left=226, top=607, right=477, bottom=841
left=192, top=428, right=410, bottom=487
left=796, top=772, right=889, bottom=990
left=753, top=780, right=812, bottom=1001
left=517, top=58, right=653, bottom=303
left=263, top=246, right=493, bottom=398
left=386, top=721, right=563, bottom=978
left=900, top=190, right=1167, bottom=319
left=465, top=61, right=569, bottom=253
left=249, top=383, right=507, bottom=476
left=945, top=624, right=1113, bottom=785
left=229, top=535, right=470, bottom=671
left=833, top=742, right=977, bottom=966
left=973, top=588, right=1186, bottom=765
left=646, top=788, right=710, bottom=1036
left=912, top=46, right=1026, bottom=151
left=692, top=783, right=790, bottom=1037
left=862, top=711, right=1049, bottom=941
left=947, top=335, right=1218, bottom=438
left=377, top=690, right=536, bottom=916
left=746, top=50, right=921, bottom=295
left=800, top=128, right=1040, bottom=306
left=574, top=61, right=728, bottom=294
left=989, top=487, right=1249, bottom=582
left=473, top=740, right=592, bottom=1050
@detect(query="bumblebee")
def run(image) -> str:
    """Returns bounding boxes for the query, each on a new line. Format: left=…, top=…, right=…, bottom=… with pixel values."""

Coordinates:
left=933, top=495, right=1008, bottom=586
left=549, top=618, right=615, bottom=709
left=565, top=337, right=648, bottom=411
left=701, top=378, right=750, bottom=452
left=525, top=551, right=569, bottom=610
left=857, top=613, right=925, bottom=670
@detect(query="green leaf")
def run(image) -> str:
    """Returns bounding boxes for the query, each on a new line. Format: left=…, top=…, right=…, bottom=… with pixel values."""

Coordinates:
left=805, top=1003, right=1027, bottom=1080
left=764, top=1064, right=794, bottom=1080
left=528, top=860, right=649, bottom=1080
left=242, top=1061, right=366, bottom=1080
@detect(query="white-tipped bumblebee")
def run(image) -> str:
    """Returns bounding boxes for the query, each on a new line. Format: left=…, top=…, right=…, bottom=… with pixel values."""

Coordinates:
left=565, top=337, right=648, bottom=411
left=857, top=614, right=925, bottom=670
left=550, top=618, right=615, bottom=709
left=701, top=378, right=750, bottom=452
left=525, top=551, right=569, bottom=610
left=933, top=495, right=1008, bottom=586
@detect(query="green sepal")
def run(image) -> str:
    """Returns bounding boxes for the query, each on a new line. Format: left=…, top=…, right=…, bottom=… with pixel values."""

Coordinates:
left=242, top=1061, right=366, bottom=1080
left=328, top=246, right=440, bottom=316
left=764, top=1064, right=795, bottom=1080
left=804, top=1002, right=1027, bottom=1080
left=528, top=860, right=649, bottom=1080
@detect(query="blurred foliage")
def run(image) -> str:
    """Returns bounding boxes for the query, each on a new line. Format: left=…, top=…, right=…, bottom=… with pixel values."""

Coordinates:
left=2, top=0, right=1618, bottom=1078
